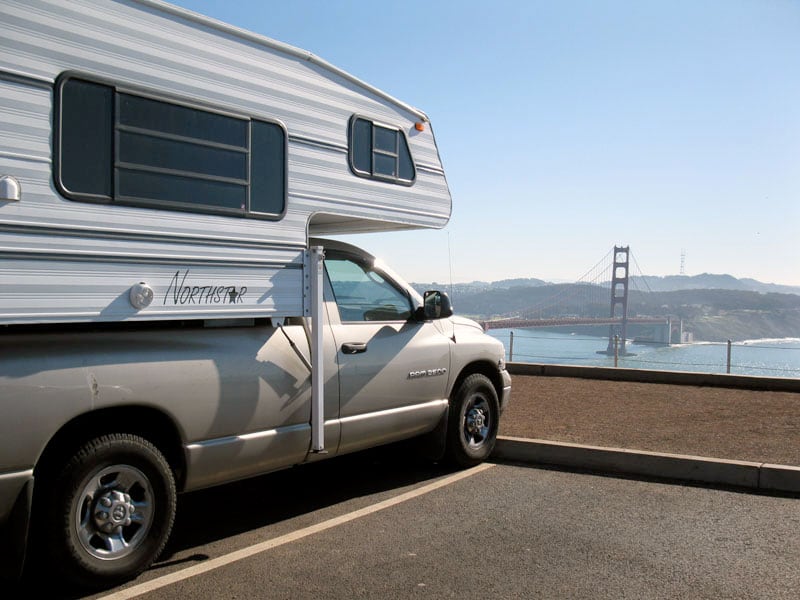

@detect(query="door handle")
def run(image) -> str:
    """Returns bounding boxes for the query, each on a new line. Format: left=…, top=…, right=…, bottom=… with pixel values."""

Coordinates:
left=341, top=342, right=368, bottom=354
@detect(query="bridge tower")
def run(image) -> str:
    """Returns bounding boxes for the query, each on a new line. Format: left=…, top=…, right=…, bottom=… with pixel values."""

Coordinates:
left=604, top=246, right=630, bottom=355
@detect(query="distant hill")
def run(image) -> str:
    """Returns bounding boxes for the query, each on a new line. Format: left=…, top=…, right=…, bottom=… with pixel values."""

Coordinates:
left=411, top=277, right=548, bottom=296
left=414, top=273, right=800, bottom=298
left=738, top=278, right=800, bottom=295
left=410, top=276, right=800, bottom=342
left=635, top=273, right=800, bottom=295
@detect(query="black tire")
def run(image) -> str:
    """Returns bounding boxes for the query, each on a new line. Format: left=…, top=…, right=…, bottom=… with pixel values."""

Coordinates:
left=41, top=433, right=176, bottom=588
left=445, top=373, right=500, bottom=468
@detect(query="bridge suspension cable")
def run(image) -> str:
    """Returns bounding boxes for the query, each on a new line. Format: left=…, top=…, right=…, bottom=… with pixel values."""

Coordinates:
left=629, top=250, right=653, bottom=294
left=499, top=247, right=614, bottom=320
left=486, top=245, right=658, bottom=329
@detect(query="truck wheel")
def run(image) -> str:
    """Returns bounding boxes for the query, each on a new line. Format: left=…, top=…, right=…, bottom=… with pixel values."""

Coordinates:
left=445, top=374, right=499, bottom=468
left=42, top=433, right=176, bottom=588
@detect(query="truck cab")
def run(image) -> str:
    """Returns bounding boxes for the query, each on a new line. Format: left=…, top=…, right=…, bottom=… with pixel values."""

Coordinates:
left=316, top=238, right=511, bottom=457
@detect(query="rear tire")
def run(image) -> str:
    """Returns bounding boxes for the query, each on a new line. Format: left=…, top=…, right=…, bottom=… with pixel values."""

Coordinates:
left=40, top=433, right=176, bottom=588
left=445, top=374, right=499, bottom=468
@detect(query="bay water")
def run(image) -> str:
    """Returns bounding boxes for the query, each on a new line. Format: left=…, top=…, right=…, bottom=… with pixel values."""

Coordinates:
left=488, top=328, right=800, bottom=379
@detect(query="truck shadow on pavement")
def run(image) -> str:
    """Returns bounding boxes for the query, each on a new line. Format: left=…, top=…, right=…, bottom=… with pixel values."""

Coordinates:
left=162, top=444, right=457, bottom=555
left=8, top=444, right=458, bottom=599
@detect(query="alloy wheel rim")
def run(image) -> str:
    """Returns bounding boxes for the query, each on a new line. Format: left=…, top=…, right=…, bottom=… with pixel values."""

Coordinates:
left=463, top=394, right=491, bottom=449
left=74, top=464, right=155, bottom=561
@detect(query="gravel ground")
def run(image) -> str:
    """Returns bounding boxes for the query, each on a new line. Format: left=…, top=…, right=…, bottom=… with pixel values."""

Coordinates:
left=499, top=375, right=800, bottom=466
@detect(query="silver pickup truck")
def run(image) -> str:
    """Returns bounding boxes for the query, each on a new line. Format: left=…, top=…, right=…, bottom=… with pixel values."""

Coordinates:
left=0, top=238, right=511, bottom=586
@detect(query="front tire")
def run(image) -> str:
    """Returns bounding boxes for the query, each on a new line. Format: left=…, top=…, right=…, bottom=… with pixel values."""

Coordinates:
left=41, top=433, right=176, bottom=588
left=445, top=374, right=500, bottom=467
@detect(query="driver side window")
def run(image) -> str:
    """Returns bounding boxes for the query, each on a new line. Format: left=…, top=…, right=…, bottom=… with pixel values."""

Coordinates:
left=325, top=257, right=412, bottom=322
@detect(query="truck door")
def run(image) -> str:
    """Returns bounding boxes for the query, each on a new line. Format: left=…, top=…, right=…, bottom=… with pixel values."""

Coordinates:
left=324, top=252, right=451, bottom=454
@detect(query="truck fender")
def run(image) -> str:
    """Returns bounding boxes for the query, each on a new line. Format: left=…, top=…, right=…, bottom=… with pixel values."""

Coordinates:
left=0, top=477, right=33, bottom=581
left=414, top=404, right=449, bottom=461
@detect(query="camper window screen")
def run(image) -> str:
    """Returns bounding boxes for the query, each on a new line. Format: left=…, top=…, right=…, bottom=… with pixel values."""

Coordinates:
left=349, top=117, right=415, bottom=185
left=56, top=77, right=286, bottom=219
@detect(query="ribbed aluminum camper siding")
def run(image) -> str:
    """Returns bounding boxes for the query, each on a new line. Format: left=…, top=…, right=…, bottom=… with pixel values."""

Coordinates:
left=0, top=0, right=451, bottom=324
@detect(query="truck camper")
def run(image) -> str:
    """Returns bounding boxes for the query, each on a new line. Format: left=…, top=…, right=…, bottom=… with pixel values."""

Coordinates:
left=0, top=0, right=511, bottom=587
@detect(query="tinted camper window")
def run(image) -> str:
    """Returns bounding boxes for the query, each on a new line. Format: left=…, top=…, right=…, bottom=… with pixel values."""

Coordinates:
left=349, top=116, right=415, bottom=185
left=56, top=76, right=286, bottom=219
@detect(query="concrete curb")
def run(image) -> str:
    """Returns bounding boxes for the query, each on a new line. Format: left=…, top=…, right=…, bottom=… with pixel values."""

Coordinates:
left=493, top=436, right=800, bottom=493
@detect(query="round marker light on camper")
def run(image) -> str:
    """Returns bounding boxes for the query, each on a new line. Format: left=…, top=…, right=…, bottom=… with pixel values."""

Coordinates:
left=129, top=282, right=154, bottom=310
left=414, top=121, right=425, bottom=132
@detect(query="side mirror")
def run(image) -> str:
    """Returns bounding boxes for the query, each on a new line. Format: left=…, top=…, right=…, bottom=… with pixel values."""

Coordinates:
left=419, top=290, right=454, bottom=320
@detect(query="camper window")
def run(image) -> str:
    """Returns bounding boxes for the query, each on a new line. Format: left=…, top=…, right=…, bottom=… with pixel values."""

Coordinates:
left=348, top=116, right=415, bottom=185
left=55, top=76, right=286, bottom=219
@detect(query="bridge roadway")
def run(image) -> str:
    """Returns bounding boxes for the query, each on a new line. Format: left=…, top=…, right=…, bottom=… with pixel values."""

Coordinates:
left=482, top=316, right=669, bottom=330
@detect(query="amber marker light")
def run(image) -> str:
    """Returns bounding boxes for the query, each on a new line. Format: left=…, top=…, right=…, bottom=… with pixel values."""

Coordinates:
left=414, top=121, right=426, bottom=131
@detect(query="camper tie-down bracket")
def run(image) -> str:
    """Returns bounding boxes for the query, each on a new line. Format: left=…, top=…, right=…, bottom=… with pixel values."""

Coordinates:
left=304, top=246, right=326, bottom=453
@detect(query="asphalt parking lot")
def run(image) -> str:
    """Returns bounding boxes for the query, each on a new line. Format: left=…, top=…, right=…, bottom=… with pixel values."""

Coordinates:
left=13, top=447, right=800, bottom=600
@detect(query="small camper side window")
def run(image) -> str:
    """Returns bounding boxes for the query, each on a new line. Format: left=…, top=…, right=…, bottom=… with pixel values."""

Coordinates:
left=55, top=76, right=286, bottom=219
left=349, top=116, right=415, bottom=185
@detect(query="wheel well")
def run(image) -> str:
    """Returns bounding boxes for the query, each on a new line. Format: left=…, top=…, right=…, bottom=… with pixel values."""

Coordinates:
left=34, top=406, right=186, bottom=491
left=451, top=361, right=504, bottom=401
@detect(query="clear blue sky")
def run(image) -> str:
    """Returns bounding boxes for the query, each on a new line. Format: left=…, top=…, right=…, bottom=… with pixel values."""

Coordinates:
left=173, top=0, right=800, bottom=286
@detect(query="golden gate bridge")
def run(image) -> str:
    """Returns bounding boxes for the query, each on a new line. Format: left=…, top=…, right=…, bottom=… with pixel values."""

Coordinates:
left=481, top=246, right=675, bottom=353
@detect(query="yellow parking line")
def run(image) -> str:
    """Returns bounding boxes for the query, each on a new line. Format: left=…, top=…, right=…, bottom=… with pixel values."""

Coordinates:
left=100, top=463, right=495, bottom=599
